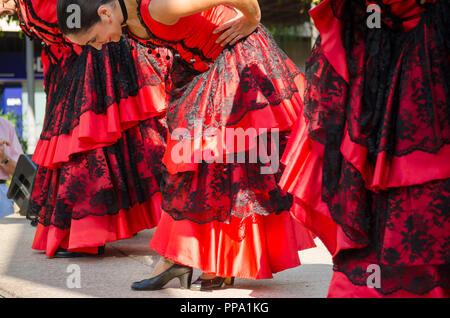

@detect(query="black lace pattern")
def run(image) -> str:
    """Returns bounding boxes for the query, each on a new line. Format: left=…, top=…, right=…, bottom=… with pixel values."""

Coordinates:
left=302, top=0, right=450, bottom=295
left=161, top=132, right=293, bottom=224
left=39, top=36, right=169, bottom=141
left=333, top=177, right=450, bottom=295
left=132, top=3, right=302, bottom=223
left=30, top=116, right=167, bottom=230
left=165, top=26, right=302, bottom=139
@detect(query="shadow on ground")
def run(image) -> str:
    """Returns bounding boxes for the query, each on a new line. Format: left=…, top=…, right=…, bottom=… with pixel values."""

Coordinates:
left=0, top=214, right=332, bottom=298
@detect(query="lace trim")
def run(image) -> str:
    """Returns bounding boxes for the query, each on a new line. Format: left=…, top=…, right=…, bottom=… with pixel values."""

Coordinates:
left=38, top=37, right=164, bottom=140
left=306, top=2, right=450, bottom=160
left=160, top=132, right=293, bottom=224
left=30, top=116, right=168, bottom=230
left=166, top=25, right=302, bottom=138
left=333, top=265, right=450, bottom=296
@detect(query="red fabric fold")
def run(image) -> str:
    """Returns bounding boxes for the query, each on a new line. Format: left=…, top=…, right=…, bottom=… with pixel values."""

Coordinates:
left=149, top=210, right=313, bottom=280
left=280, top=104, right=450, bottom=258
left=32, top=86, right=168, bottom=168
left=310, top=0, right=430, bottom=84
left=163, top=74, right=304, bottom=174
left=341, top=125, right=450, bottom=192
left=280, top=112, right=365, bottom=257
left=309, top=0, right=349, bottom=83
left=32, top=193, right=163, bottom=258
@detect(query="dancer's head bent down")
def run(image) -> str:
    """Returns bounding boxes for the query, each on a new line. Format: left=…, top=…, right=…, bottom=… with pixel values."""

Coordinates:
left=57, top=0, right=124, bottom=50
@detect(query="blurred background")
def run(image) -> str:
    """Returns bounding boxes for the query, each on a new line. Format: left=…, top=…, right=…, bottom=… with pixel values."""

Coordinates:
left=0, top=0, right=319, bottom=155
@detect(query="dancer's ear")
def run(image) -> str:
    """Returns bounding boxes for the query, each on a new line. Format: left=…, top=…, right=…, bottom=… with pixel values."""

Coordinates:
left=98, top=4, right=113, bottom=24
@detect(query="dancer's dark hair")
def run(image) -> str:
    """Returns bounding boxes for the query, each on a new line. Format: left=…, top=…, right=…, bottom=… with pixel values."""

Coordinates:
left=57, top=0, right=115, bottom=35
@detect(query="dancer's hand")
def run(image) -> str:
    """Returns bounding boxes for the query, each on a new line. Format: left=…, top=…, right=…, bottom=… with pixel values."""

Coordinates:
left=0, top=0, right=16, bottom=18
left=213, top=11, right=259, bottom=47
left=0, top=139, right=10, bottom=163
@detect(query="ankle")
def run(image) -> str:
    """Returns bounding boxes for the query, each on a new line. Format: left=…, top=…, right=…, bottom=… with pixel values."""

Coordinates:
left=200, top=273, right=219, bottom=280
left=161, top=257, right=175, bottom=265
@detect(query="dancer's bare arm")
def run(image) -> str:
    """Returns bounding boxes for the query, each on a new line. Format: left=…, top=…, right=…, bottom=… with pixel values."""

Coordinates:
left=148, top=0, right=260, bottom=25
left=148, top=0, right=260, bottom=46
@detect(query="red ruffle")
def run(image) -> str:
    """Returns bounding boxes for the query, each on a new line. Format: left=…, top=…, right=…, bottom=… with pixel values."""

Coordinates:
left=280, top=110, right=365, bottom=256
left=162, top=73, right=304, bottom=174
left=32, top=193, right=162, bottom=258
left=291, top=212, right=317, bottom=252
left=281, top=104, right=450, bottom=199
left=310, top=0, right=429, bottom=84
left=149, top=210, right=315, bottom=280
left=290, top=198, right=363, bottom=258
left=309, top=0, right=349, bottom=83
left=341, top=125, right=450, bottom=192
left=32, top=85, right=168, bottom=169
left=280, top=110, right=450, bottom=257
left=328, top=270, right=449, bottom=298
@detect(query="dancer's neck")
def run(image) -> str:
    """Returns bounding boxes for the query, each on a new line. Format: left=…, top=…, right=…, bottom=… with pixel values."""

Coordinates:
left=121, top=0, right=140, bottom=27
left=122, top=0, right=151, bottom=39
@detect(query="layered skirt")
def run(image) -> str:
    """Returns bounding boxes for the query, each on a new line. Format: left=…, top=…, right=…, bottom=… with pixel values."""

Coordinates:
left=31, top=36, right=171, bottom=257
left=280, top=0, right=449, bottom=296
left=149, top=26, right=316, bottom=279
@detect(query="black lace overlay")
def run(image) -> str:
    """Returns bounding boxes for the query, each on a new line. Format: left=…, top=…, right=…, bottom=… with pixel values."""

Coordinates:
left=165, top=26, right=302, bottom=139
left=39, top=36, right=169, bottom=141
left=302, top=0, right=450, bottom=295
left=161, top=131, right=293, bottom=224
left=29, top=116, right=167, bottom=230
left=333, top=177, right=450, bottom=295
left=342, top=0, right=449, bottom=161
left=130, top=12, right=303, bottom=224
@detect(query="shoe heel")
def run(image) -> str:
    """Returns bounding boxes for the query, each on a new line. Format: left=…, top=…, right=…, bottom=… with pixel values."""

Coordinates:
left=179, top=270, right=193, bottom=289
left=224, top=277, right=235, bottom=286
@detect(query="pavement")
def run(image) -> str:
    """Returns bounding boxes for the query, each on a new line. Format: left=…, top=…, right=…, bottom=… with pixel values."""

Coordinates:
left=0, top=213, right=333, bottom=298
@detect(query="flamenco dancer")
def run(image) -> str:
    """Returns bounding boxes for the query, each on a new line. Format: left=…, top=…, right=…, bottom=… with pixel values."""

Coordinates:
left=1, top=0, right=171, bottom=258
left=57, top=0, right=317, bottom=289
left=279, top=0, right=449, bottom=297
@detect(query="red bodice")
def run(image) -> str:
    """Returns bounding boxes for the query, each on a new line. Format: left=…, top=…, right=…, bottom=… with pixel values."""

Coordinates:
left=16, top=0, right=81, bottom=64
left=136, top=0, right=238, bottom=72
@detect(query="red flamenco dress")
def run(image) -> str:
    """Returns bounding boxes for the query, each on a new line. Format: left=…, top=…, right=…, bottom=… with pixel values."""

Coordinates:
left=280, top=0, right=450, bottom=297
left=131, top=0, right=317, bottom=279
left=17, top=0, right=171, bottom=257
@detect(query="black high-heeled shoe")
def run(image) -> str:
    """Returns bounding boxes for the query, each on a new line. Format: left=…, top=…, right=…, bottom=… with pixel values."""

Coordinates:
left=97, top=245, right=105, bottom=255
left=53, top=249, right=83, bottom=258
left=131, top=263, right=193, bottom=291
left=190, top=276, right=235, bottom=291
left=53, top=245, right=105, bottom=258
